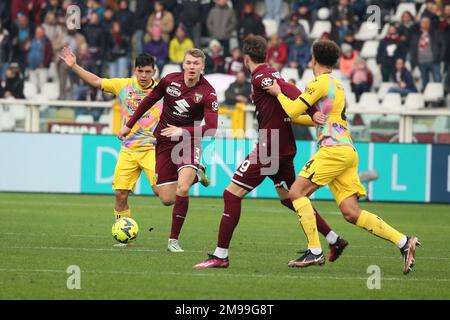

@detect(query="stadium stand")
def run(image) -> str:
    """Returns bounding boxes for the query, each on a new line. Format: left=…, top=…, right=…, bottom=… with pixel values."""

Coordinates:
left=0, top=0, right=448, bottom=144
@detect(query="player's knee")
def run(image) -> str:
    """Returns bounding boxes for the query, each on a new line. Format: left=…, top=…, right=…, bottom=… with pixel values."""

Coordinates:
left=289, top=189, right=305, bottom=201
left=115, top=190, right=128, bottom=204
left=340, top=203, right=360, bottom=224
left=159, top=194, right=175, bottom=206
left=176, top=183, right=190, bottom=196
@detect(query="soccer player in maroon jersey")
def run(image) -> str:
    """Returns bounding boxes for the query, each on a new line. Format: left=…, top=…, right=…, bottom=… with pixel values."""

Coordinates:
left=118, top=49, right=218, bottom=252
left=193, top=35, right=348, bottom=269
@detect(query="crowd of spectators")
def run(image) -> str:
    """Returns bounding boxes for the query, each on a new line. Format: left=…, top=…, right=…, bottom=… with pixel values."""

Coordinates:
left=0, top=0, right=449, bottom=108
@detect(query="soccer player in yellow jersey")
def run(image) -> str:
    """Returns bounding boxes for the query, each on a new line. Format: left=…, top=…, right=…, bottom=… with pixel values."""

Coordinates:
left=264, top=39, right=419, bottom=274
left=59, top=48, right=161, bottom=222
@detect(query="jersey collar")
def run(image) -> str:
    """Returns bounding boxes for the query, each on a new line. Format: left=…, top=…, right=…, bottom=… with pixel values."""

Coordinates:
left=136, top=78, right=155, bottom=91
left=252, top=64, right=268, bottom=76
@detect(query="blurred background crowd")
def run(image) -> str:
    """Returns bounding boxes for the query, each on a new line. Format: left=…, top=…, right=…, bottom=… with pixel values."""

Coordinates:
left=0, top=0, right=449, bottom=110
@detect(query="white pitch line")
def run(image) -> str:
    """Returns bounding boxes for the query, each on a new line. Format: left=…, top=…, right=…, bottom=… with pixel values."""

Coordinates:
left=1, top=245, right=450, bottom=261
left=0, top=268, right=449, bottom=283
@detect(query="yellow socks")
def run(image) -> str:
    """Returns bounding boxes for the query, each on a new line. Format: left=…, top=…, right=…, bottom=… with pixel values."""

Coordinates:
left=356, top=210, right=405, bottom=246
left=114, top=208, right=131, bottom=220
left=292, top=197, right=321, bottom=250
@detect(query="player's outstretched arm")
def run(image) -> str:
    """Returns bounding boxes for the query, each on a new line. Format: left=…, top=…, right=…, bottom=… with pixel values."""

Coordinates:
left=264, top=79, right=309, bottom=119
left=59, top=46, right=102, bottom=89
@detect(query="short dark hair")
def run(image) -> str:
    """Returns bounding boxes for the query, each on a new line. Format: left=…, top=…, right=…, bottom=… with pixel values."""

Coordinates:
left=135, top=53, right=155, bottom=68
left=243, top=35, right=267, bottom=64
left=312, top=39, right=340, bottom=68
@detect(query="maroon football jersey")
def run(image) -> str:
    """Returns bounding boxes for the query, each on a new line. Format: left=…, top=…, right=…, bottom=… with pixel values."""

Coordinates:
left=251, top=64, right=303, bottom=157
left=127, top=72, right=218, bottom=142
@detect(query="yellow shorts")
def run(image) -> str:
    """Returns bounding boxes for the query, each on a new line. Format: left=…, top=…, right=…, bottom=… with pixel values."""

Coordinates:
left=112, top=149, right=156, bottom=191
left=299, top=145, right=367, bottom=205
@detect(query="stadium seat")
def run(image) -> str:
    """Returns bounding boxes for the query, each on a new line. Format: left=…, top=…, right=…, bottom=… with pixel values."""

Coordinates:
left=298, top=19, right=310, bottom=34
left=41, top=82, right=60, bottom=100
left=281, top=67, right=300, bottom=82
left=309, top=21, right=332, bottom=39
left=99, top=113, right=111, bottom=125
left=0, top=110, right=15, bottom=131
left=300, top=68, right=314, bottom=83
left=75, top=114, right=94, bottom=123
left=393, top=3, right=417, bottom=22
left=377, top=82, right=396, bottom=100
left=414, top=132, right=435, bottom=144
left=423, top=82, right=444, bottom=103
left=355, top=22, right=379, bottom=41
left=281, top=1, right=290, bottom=20
left=404, top=93, right=425, bottom=109
left=381, top=93, right=402, bottom=110
left=360, top=40, right=379, bottom=59
left=370, top=132, right=398, bottom=142
left=24, top=81, right=38, bottom=99
left=160, top=63, right=182, bottom=78
left=263, top=19, right=279, bottom=36
left=255, top=1, right=266, bottom=17
left=358, top=92, right=380, bottom=109
left=436, top=133, right=450, bottom=144
left=317, top=7, right=330, bottom=20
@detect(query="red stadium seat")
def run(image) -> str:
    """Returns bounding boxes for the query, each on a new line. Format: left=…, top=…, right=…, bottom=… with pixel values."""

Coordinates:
left=436, top=133, right=450, bottom=144
left=414, top=133, right=435, bottom=144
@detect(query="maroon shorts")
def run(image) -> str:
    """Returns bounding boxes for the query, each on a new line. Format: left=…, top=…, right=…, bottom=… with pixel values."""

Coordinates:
left=155, top=139, right=201, bottom=186
left=231, top=148, right=296, bottom=191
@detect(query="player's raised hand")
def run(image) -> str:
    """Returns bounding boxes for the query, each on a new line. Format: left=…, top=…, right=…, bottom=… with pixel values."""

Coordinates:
left=263, top=79, right=282, bottom=96
left=161, top=124, right=183, bottom=138
left=118, top=126, right=131, bottom=141
left=313, top=112, right=327, bottom=125
left=59, top=46, right=76, bottom=68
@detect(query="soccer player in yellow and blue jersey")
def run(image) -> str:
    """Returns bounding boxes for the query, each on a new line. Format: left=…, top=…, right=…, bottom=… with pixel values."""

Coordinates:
left=264, top=40, right=420, bottom=274
left=60, top=48, right=161, bottom=221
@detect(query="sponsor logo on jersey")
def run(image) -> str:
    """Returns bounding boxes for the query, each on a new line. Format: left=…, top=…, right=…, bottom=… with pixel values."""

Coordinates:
left=173, top=99, right=191, bottom=115
left=166, top=86, right=181, bottom=97
left=261, top=77, right=273, bottom=88
left=170, top=82, right=181, bottom=87
left=255, top=74, right=263, bottom=79
left=271, top=72, right=282, bottom=79
left=194, top=93, right=203, bottom=103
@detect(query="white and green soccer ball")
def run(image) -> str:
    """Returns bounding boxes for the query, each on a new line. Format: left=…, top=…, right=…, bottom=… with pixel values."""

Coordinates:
left=112, top=217, right=139, bottom=243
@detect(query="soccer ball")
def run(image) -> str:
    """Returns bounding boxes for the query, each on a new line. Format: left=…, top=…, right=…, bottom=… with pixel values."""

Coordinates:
left=112, top=217, right=139, bottom=243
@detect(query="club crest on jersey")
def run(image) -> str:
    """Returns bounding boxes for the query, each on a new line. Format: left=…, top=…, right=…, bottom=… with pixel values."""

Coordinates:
left=261, top=77, right=273, bottom=88
left=194, top=93, right=203, bottom=103
left=166, top=86, right=181, bottom=97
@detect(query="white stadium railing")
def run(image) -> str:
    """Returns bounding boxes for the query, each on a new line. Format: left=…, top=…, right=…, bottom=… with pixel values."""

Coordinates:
left=1, top=98, right=450, bottom=143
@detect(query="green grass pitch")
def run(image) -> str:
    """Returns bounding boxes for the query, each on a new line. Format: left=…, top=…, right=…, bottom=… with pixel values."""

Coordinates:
left=1, top=192, right=449, bottom=300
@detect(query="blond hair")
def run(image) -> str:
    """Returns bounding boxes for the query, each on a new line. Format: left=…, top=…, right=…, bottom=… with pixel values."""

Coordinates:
left=184, top=48, right=206, bottom=63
